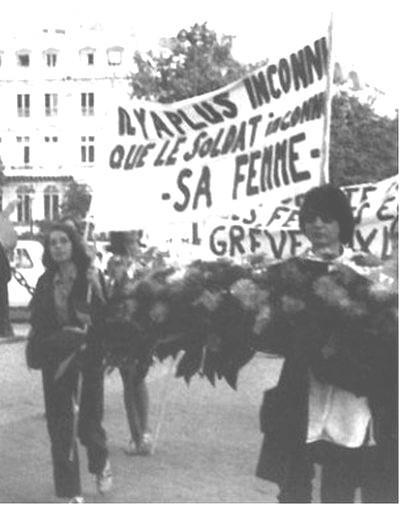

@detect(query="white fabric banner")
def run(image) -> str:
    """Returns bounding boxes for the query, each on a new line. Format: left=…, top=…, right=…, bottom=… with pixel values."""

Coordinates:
left=150, top=176, right=397, bottom=263
left=91, top=29, right=331, bottom=230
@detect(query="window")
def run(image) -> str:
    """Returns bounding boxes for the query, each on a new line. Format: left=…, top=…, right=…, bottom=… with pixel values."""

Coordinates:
left=107, top=47, right=123, bottom=66
left=13, top=248, right=33, bottom=269
left=17, top=51, right=30, bottom=67
left=16, top=186, right=33, bottom=224
left=45, top=93, right=58, bottom=116
left=17, top=94, right=30, bottom=117
left=16, top=136, right=30, bottom=165
left=81, top=92, right=94, bottom=116
left=80, top=48, right=95, bottom=66
left=44, top=185, right=59, bottom=220
left=44, top=49, right=58, bottom=67
left=44, top=136, right=58, bottom=165
left=81, top=136, right=95, bottom=163
left=17, top=194, right=31, bottom=223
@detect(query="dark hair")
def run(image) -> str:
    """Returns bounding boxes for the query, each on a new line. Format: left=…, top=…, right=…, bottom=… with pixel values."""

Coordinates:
left=59, top=215, right=82, bottom=234
left=299, top=184, right=354, bottom=244
left=42, top=223, right=91, bottom=273
left=106, top=231, right=142, bottom=256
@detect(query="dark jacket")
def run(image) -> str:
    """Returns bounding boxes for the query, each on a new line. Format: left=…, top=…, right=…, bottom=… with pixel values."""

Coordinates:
left=255, top=257, right=397, bottom=486
left=0, top=242, right=11, bottom=283
left=29, top=269, right=106, bottom=368
left=0, top=242, right=11, bottom=333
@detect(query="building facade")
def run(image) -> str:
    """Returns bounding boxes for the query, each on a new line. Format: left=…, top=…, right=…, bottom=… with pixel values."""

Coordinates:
left=0, top=25, right=136, bottom=234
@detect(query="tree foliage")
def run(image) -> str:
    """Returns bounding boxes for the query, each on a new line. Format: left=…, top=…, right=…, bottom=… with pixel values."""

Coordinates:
left=329, top=91, right=398, bottom=186
left=0, top=157, right=5, bottom=187
left=61, top=180, right=92, bottom=220
left=130, top=23, right=254, bottom=103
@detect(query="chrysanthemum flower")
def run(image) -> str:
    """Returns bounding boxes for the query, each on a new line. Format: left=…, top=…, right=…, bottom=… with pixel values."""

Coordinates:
left=368, top=279, right=397, bottom=302
left=230, top=278, right=269, bottom=311
left=253, top=306, right=273, bottom=335
left=194, top=289, right=224, bottom=312
left=149, top=301, right=169, bottom=324
left=280, top=294, right=306, bottom=314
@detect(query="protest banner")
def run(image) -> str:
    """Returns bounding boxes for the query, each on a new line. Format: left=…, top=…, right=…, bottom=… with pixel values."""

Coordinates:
left=91, top=27, right=332, bottom=230
left=161, top=176, right=397, bottom=262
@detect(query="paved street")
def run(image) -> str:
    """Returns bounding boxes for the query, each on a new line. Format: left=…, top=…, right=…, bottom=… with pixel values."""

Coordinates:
left=0, top=337, right=286, bottom=503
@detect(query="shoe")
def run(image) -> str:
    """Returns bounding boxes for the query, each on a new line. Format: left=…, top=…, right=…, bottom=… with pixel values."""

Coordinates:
left=124, top=439, right=139, bottom=456
left=139, top=432, right=153, bottom=455
left=95, top=459, right=113, bottom=494
left=69, top=497, right=85, bottom=503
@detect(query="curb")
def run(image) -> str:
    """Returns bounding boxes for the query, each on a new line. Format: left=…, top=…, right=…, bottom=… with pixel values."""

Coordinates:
left=0, top=334, right=28, bottom=345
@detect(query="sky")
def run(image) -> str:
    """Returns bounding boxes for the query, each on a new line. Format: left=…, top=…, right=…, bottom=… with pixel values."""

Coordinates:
left=1, top=0, right=399, bottom=99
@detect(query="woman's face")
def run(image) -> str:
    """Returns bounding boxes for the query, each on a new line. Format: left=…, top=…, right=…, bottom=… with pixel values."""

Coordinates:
left=304, top=214, right=341, bottom=250
left=49, top=230, right=73, bottom=264
left=126, top=236, right=141, bottom=257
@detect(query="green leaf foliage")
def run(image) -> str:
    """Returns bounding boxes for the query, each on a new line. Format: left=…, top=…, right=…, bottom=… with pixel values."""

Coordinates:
left=129, top=23, right=254, bottom=103
left=329, top=91, right=398, bottom=186
left=61, top=180, right=92, bottom=221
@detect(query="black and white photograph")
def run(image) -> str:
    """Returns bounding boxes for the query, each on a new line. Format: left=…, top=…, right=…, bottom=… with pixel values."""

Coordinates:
left=0, top=0, right=398, bottom=502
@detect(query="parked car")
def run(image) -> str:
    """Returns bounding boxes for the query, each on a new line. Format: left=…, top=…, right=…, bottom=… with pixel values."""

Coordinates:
left=8, top=239, right=112, bottom=308
left=8, top=240, right=44, bottom=308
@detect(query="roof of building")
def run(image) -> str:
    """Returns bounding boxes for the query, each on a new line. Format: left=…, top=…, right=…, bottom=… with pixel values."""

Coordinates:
left=5, top=175, right=73, bottom=183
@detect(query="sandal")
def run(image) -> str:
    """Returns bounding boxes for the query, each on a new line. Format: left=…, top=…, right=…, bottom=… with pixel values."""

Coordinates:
left=139, top=432, right=153, bottom=455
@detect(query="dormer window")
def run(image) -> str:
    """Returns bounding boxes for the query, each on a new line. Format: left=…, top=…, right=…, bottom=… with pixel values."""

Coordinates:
left=107, top=46, right=123, bottom=66
left=17, top=50, right=30, bottom=67
left=80, top=47, right=95, bottom=66
left=44, top=49, right=58, bottom=67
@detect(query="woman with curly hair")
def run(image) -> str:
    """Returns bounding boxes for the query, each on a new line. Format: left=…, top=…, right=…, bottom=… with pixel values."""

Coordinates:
left=28, top=223, right=112, bottom=502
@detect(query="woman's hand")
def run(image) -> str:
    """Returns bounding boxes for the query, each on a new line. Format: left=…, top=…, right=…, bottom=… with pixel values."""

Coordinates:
left=87, top=264, right=106, bottom=303
left=47, top=327, right=87, bottom=353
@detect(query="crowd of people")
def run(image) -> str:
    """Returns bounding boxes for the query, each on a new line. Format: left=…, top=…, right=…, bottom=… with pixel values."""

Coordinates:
left=3, top=183, right=397, bottom=503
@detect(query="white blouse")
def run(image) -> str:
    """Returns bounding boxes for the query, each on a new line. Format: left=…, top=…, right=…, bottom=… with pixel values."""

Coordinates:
left=302, top=247, right=376, bottom=448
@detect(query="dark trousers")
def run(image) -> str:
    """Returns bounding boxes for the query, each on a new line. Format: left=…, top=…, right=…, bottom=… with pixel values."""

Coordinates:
left=320, top=444, right=398, bottom=503
left=277, top=447, right=314, bottom=503
left=277, top=443, right=397, bottom=503
left=0, top=282, right=11, bottom=337
left=42, top=359, right=108, bottom=498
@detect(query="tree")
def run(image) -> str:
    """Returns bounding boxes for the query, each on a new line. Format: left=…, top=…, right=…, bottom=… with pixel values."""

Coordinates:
left=129, top=22, right=254, bottom=103
left=60, top=180, right=92, bottom=221
left=329, top=91, right=398, bottom=186
left=0, top=157, right=5, bottom=187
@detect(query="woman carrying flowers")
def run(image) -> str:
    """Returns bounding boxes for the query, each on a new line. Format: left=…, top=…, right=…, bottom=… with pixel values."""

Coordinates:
left=28, top=223, right=112, bottom=502
left=255, top=185, right=397, bottom=503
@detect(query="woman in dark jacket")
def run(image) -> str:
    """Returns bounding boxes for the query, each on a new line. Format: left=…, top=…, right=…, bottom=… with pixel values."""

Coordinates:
left=255, top=185, right=397, bottom=503
left=29, top=223, right=112, bottom=502
left=105, top=231, right=153, bottom=456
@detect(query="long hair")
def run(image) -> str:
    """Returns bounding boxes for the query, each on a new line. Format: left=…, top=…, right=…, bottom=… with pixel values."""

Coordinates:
left=42, top=223, right=91, bottom=274
left=299, top=184, right=354, bottom=244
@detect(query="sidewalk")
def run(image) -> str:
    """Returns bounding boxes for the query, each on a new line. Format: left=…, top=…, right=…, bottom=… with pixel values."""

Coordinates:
left=0, top=322, right=30, bottom=344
